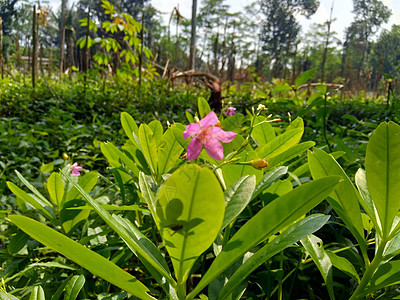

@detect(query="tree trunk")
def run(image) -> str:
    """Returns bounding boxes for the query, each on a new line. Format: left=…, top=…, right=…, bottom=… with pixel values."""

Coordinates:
left=188, top=0, right=197, bottom=70
left=0, top=17, right=3, bottom=79
left=59, top=0, right=67, bottom=77
left=320, top=2, right=334, bottom=83
left=32, top=5, right=38, bottom=87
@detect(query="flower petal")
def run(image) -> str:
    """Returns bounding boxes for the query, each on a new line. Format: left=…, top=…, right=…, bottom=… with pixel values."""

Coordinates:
left=204, top=138, right=224, bottom=160
left=187, top=136, right=203, bottom=160
left=210, top=127, right=237, bottom=143
left=183, top=123, right=202, bottom=139
left=200, top=111, right=219, bottom=128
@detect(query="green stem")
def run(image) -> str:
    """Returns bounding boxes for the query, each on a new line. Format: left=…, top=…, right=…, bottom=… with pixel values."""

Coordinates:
left=322, top=93, right=332, bottom=152
left=349, top=240, right=387, bottom=300
left=176, top=281, right=186, bottom=300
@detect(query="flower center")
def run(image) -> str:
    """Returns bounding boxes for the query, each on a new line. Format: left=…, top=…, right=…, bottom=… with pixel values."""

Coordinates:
left=197, top=126, right=212, bottom=145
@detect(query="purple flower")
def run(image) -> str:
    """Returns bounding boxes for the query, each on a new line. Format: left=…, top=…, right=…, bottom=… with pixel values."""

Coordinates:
left=71, top=162, right=82, bottom=176
left=183, top=111, right=237, bottom=161
left=225, top=107, right=236, bottom=116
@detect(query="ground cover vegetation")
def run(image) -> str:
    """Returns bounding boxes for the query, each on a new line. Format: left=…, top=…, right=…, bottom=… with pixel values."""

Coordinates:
left=1, top=0, right=400, bottom=299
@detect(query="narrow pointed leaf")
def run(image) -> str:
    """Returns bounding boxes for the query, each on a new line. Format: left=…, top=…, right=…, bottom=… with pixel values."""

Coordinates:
left=47, top=173, right=64, bottom=207
left=301, top=234, right=335, bottom=300
left=363, top=261, right=400, bottom=296
left=7, top=182, right=54, bottom=220
left=218, top=214, right=330, bottom=299
left=222, top=175, right=256, bottom=230
left=295, top=69, right=316, bottom=88
left=64, top=275, right=85, bottom=300
left=15, top=170, right=53, bottom=207
left=100, top=142, right=140, bottom=177
left=252, top=116, right=276, bottom=146
left=60, top=170, right=175, bottom=286
left=267, top=141, right=315, bottom=169
left=187, top=176, right=341, bottom=299
left=65, top=171, right=99, bottom=203
left=121, top=112, right=140, bottom=148
left=252, top=166, right=288, bottom=200
left=29, top=285, right=45, bottom=300
left=308, top=149, right=366, bottom=253
left=365, top=122, right=400, bottom=237
left=139, top=124, right=158, bottom=175
left=198, top=97, right=211, bottom=118
left=257, top=128, right=303, bottom=160
left=148, top=120, right=164, bottom=147
left=157, top=128, right=183, bottom=176
left=9, top=215, right=155, bottom=300
left=355, top=168, right=382, bottom=236
left=326, top=251, right=360, bottom=283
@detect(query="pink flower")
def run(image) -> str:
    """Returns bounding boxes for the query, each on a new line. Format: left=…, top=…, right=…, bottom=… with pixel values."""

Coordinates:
left=71, top=162, right=82, bottom=176
left=225, top=107, right=236, bottom=116
left=183, top=111, right=237, bottom=161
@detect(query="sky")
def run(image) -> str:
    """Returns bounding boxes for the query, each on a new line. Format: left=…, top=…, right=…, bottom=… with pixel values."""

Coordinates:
left=150, top=0, right=400, bottom=41
left=48, top=0, right=400, bottom=41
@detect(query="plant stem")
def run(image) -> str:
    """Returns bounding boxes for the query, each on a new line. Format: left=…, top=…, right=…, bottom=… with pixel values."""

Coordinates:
left=322, top=93, right=332, bottom=152
left=349, top=240, right=387, bottom=300
left=176, top=281, right=186, bottom=300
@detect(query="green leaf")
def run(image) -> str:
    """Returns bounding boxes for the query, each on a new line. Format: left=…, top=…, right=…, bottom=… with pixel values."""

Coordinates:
left=222, top=114, right=244, bottom=132
left=218, top=214, right=330, bottom=299
left=326, top=251, right=360, bottom=283
left=252, top=116, right=276, bottom=146
left=316, top=84, right=327, bottom=94
left=113, top=215, right=175, bottom=296
left=15, top=170, right=53, bottom=208
left=148, top=120, right=164, bottom=147
left=363, top=261, right=400, bottom=296
left=100, top=142, right=140, bottom=178
left=156, top=164, right=225, bottom=284
left=8, top=230, right=29, bottom=255
left=157, top=128, right=183, bottom=176
left=365, top=121, right=400, bottom=238
left=47, top=172, right=64, bottom=207
left=9, top=215, right=155, bottom=300
left=40, top=162, right=54, bottom=173
left=139, top=173, right=157, bottom=220
left=222, top=175, right=256, bottom=230
left=308, top=149, right=366, bottom=255
left=7, top=182, right=55, bottom=220
left=295, top=69, right=316, bottom=88
left=267, top=141, right=315, bottom=169
left=172, top=123, right=191, bottom=150
left=121, top=112, right=140, bottom=148
left=64, top=275, right=85, bottom=300
left=29, top=286, right=45, bottom=300
left=355, top=168, right=381, bottom=236
left=257, top=128, right=303, bottom=160
left=51, top=275, right=73, bottom=300
left=198, top=97, right=211, bottom=118
left=60, top=170, right=175, bottom=287
left=139, top=124, right=158, bottom=175
left=286, top=117, right=304, bottom=132
left=301, top=234, right=335, bottom=300
left=272, top=84, right=292, bottom=94
left=222, top=150, right=263, bottom=188
left=187, top=176, right=341, bottom=299
left=65, top=171, right=99, bottom=204
left=0, top=292, right=19, bottom=300
left=252, top=166, right=288, bottom=200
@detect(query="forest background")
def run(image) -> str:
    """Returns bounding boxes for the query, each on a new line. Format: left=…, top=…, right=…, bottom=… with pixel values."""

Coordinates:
left=1, top=0, right=400, bottom=93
